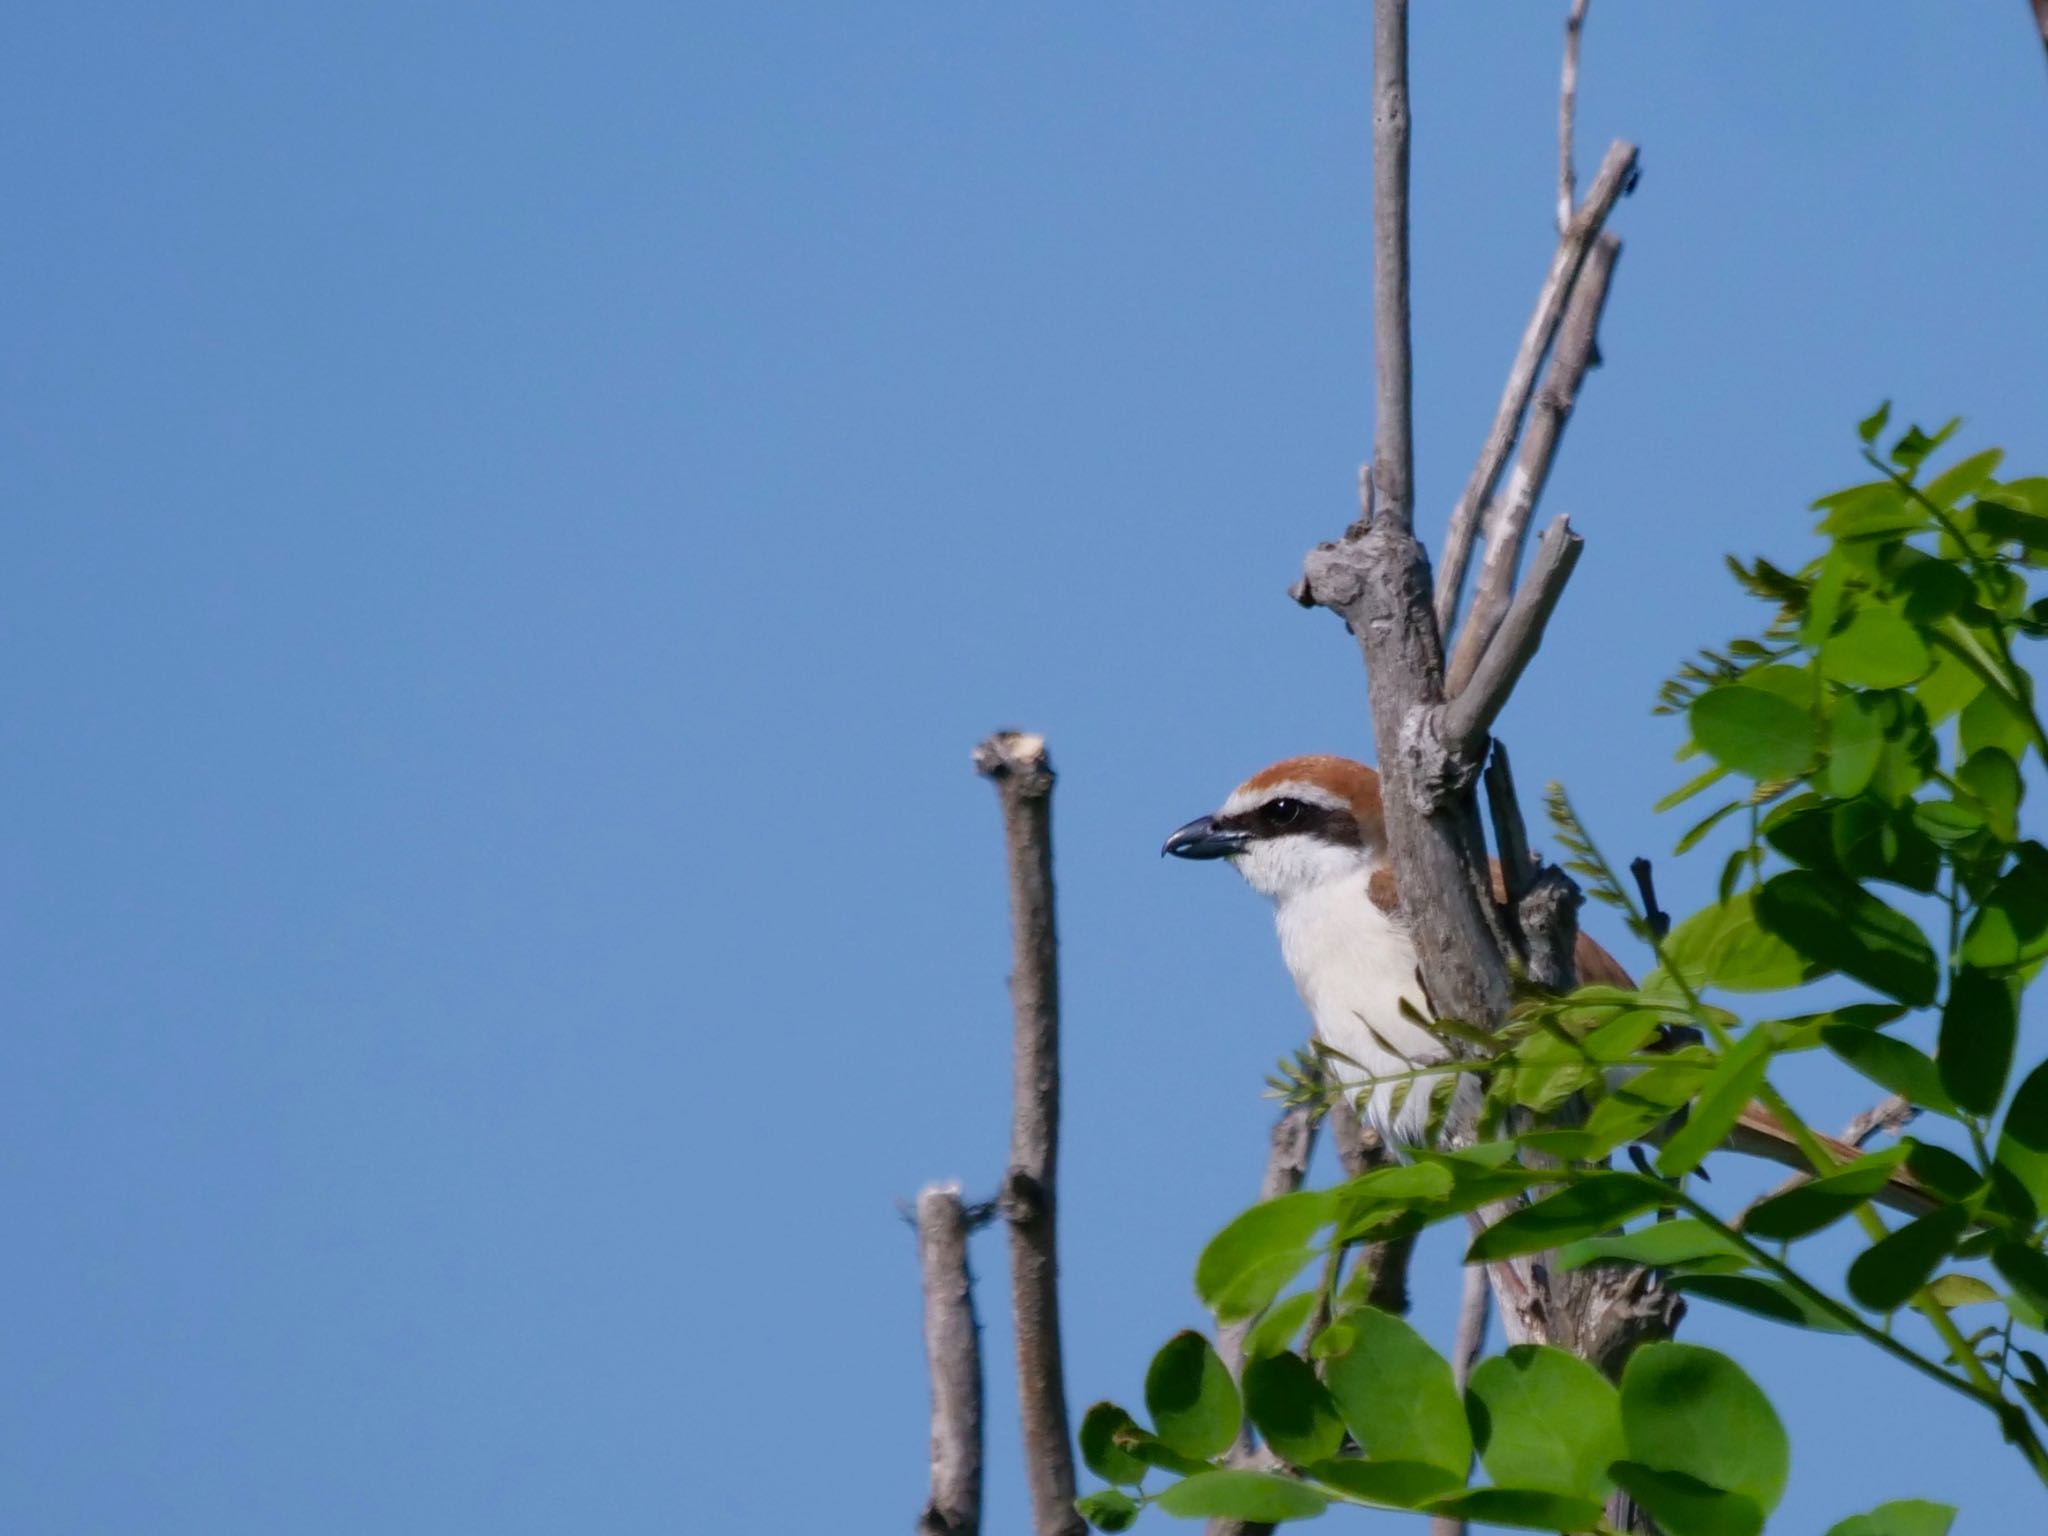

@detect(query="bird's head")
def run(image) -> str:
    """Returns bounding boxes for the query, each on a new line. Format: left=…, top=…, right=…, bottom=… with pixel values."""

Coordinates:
left=1162, top=754, right=1388, bottom=902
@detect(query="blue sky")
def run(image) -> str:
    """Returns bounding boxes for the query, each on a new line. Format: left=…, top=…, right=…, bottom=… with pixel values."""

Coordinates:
left=6, top=4, right=2048, bottom=1532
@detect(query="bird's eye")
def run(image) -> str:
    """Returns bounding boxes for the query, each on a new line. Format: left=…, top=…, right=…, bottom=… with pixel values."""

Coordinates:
left=1263, top=798, right=1306, bottom=828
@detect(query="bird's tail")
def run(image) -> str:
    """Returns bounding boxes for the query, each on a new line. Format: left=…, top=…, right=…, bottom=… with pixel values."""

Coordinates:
left=1723, top=1101, right=1935, bottom=1218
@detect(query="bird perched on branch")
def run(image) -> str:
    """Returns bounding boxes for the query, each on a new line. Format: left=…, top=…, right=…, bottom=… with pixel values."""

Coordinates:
left=1163, top=753, right=1918, bottom=1199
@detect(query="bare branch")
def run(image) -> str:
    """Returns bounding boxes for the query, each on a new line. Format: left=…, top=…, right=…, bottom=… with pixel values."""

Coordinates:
left=1446, top=233, right=1621, bottom=695
left=972, top=731, right=1083, bottom=1536
left=1214, top=1099, right=1317, bottom=1386
left=1372, top=0, right=1415, bottom=535
left=1209, top=1101, right=1318, bottom=1536
left=1484, top=741, right=1538, bottom=908
left=1427, top=1265, right=1494, bottom=1536
left=1432, top=140, right=1634, bottom=639
left=1558, top=0, right=1590, bottom=233
left=1842, top=1094, right=1918, bottom=1148
left=917, top=1184, right=984, bottom=1536
left=2033, top=0, right=2048, bottom=67
left=1439, top=515, right=1584, bottom=763
left=1746, top=1096, right=1919, bottom=1221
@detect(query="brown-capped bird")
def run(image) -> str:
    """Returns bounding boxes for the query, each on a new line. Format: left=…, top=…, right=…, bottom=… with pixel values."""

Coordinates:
left=1164, top=753, right=1919, bottom=1195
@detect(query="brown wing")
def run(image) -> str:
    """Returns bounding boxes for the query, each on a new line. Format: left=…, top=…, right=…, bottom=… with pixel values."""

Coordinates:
left=1484, top=859, right=1635, bottom=988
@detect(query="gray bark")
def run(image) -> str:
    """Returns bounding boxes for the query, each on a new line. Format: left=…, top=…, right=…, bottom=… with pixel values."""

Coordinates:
left=916, top=1184, right=985, bottom=1536
left=972, top=732, right=1084, bottom=1536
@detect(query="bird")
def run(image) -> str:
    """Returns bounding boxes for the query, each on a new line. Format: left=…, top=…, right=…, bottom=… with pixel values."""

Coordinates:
left=1162, top=752, right=1921, bottom=1198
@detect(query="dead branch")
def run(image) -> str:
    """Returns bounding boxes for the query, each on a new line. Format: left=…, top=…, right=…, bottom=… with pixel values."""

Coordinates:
left=1558, top=0, right=1590, bottom=232
left=1432, top=140, right=1635, bottom=640
left=1208, top=1101, right=1319, bottom=1536
left=1327, top=1098, right=1417, bottom=1319
left=917, top=1183, right=985, bottom=1536
left=1370, top=0, right=1415, bottom=535
left=1427, top=1263, right=1495, bottom=1536
left=1298, top=2, right=1680, bottom=1396
left=1439, top=514, right=1584, bottom=765
left=1745, top=1096, right=1918, bottom=1220
left=972, top=731, right=1084, bottom=1536
left=1446, top=232, right=1621, bottom=695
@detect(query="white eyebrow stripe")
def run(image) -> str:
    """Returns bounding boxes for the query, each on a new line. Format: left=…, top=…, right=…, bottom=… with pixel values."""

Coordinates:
left=1219, top=781, right=1349, bottom=817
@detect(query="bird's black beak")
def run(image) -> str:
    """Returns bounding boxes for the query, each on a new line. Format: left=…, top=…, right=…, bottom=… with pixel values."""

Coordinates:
left=1162, top=814, right=1248, bottom=860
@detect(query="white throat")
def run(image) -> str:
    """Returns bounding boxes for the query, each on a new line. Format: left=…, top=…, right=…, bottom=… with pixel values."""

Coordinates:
left=1253, top=853, right=1454, bottom=1148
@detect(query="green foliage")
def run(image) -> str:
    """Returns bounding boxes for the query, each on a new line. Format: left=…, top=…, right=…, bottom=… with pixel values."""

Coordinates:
left=1077, top=417, right=2048, bottom=1531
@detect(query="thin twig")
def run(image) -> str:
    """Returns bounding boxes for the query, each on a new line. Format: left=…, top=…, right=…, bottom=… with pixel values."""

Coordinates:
left=1744, top=1096, right=1918, bottom=1220
left=1446, top=233, right=1621, bottom=694
left=1370, top=0, right=1415, bottom=534
left=1484, top=741, right=1538, bottom=907
left=1558, top=0, right=1590, bottom=233
left=972, top=731, right=1084, bottom=1536
left=1440, top=515, right=1584, bottom=761
left=1208, top=1101, right=1319, bottom=1536
left=917, top=1184, right=985, bottom=1536
left=1432, top=141, right=1635, bottom=640
left=1427, top=1264, right=1493, bottom=1536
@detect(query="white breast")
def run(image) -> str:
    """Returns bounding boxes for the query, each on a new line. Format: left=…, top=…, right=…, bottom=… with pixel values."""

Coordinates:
left=1274, top=873, right=1459, bottom=1148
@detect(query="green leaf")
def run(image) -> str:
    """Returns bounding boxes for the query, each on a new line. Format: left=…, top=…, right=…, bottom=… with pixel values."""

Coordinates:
left=1427, top=1488, right=1609, bottom=1531
left=1321, top=1307, right=1471, bottom=1476
left=1610, top=1464, right=1764, bottom=1536
left=1657, top=762, right=1733, bottom=813
left=1076, top=1489, right=1140, bottom=1532
left=1823, top=1026, right=1956, bottom=1115
left=1144, top=1332, right=1240, bottom=1460
left=1829, top=694, right=1885, bottom=796
left=1925, top=1272, right=2001, bottom=1308
left=1892, top=418, right=1960, bottom=473
left=1846, top=1206, right=1969, bottom=1311
left=1467, top=1345, right=1624, bottom=1499
left=1825, top=1499, right=1957, bottom=1536
left=1466, top=1174, right=1670, bottom=1262
left=1924, top=448, right=2003, bottom=508
left=1830, top=799, right=1940, bottom=893
left=1745, top=1143, right=1915, bottom=1239
left=1993, top=1243, right=2048, bottom=1319
left=1960, top=686, right=2033, bottom=766
left=1690, top=684, right=1818, bottom=781
left=1996, top=1060, right=2048, bottom=1212
left=1244, top=1291, right=1319, bottom=1361
left=1620, top=1343, right=1789, bottom=1516
left=1659, top=1030, right=1773, bottom=1177
left=1242, top=1351, right=1344, bottom=1467
left=1822, top=608, right=1931, bottom=689
left=1558, top=1217, right=1747, bottom=1273
left=1670, top=1273, right=1853, bottom=1332
left=1756, top=871, right=1939, bottom=1005
left=1154, top=1469, right=1328, bottom=1522
left=1905, top=1140, right=1980, bottom=1201
left=1962, top=850, right=2048, bottom=972
left=1938, top=968, right=2018, bottom=1116
left=1080, top=1403, right=1153, bottom=1486
left=1857, top=402, right=1891, bottom=445
left=1976, top=499, right=2048, bottom=553
left=1303, top=1459, right=1462, bottom=1508
left=1659, top=891, right=1815, bottom=993
left=1957, top=746, right=2022, bottom=842
left=1195, top=1190, right=1337, bottom=1319
left=1912, top=799, right=1985, bottom=846
left=1895, top=558, right=1976, bottom=626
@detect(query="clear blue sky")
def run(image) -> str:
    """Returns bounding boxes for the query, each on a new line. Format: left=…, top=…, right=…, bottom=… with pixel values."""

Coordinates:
left=6, top=4, right=2047, bottom=1532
